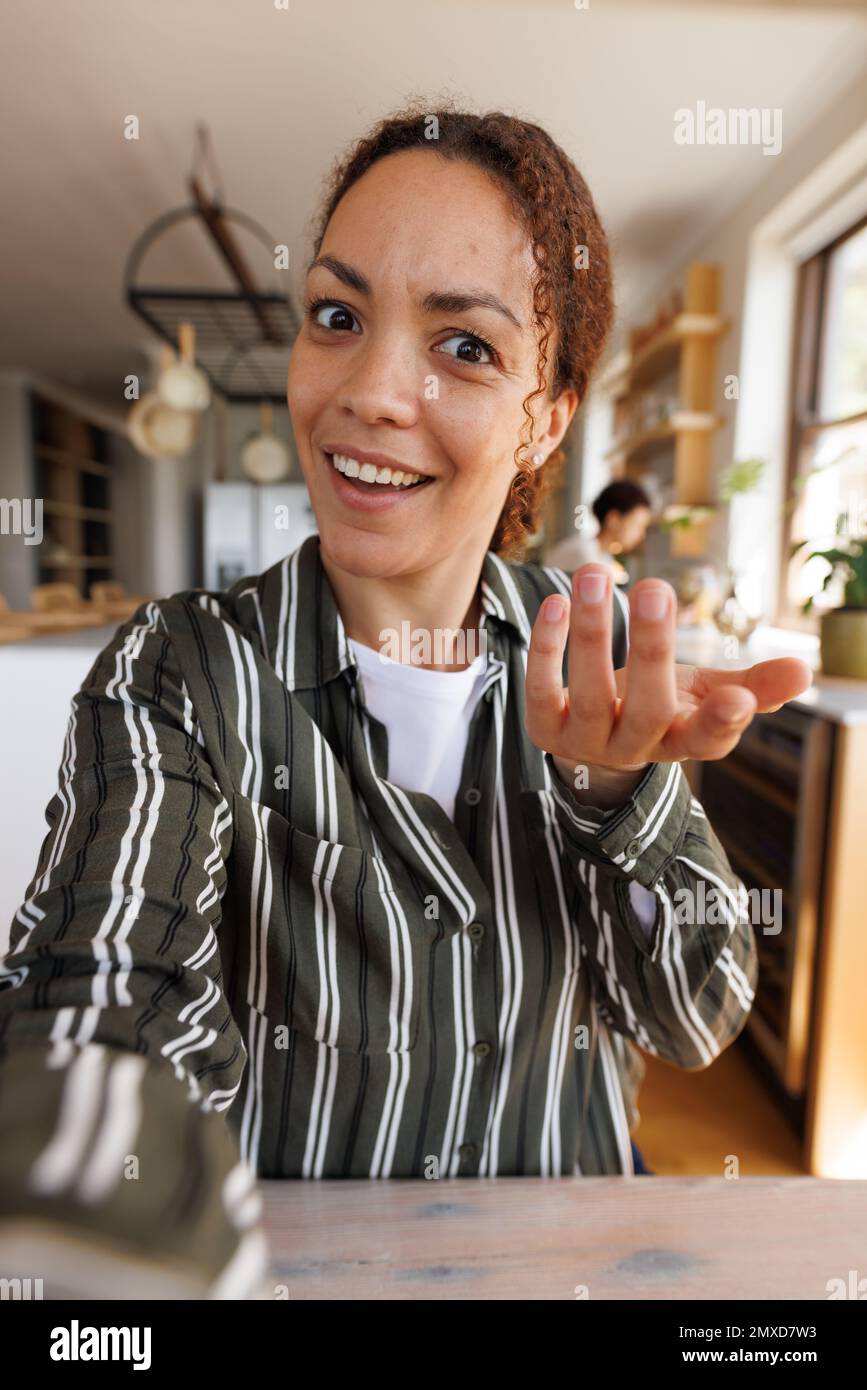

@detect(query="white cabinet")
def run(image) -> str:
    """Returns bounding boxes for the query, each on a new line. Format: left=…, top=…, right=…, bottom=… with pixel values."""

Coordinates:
left=203, top=482, right=317, bottom=590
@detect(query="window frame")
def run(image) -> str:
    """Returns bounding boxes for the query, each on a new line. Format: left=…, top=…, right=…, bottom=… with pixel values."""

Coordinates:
left=777, top=208, right=867, bottom=629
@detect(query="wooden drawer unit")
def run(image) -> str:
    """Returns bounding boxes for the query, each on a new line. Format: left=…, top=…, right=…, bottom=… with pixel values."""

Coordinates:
left=690, top=701, right=867, bottom=1175
left=691, top=706, right=831, bottom=1098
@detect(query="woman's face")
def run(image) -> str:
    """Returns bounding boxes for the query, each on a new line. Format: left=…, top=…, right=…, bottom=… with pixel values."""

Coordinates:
left=287, top=148, right=577, bottom=579
left=608, top=504, right=652, bottom=552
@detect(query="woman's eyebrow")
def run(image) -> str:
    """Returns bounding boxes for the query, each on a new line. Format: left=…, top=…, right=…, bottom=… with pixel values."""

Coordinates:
left=307, top=254, right=523, bottom=331
left=421, top=289, right=522, bottom=331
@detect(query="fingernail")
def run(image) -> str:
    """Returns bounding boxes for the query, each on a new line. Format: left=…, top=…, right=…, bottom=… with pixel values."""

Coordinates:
left=544, top=595, right=568, bottom=622
left=578, top=573, right=607, bottom=606
left=636, top=587, right=669, bottom=621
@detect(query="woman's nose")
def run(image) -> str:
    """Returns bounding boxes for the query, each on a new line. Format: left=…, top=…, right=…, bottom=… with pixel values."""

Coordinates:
left=331, top=330, right=420, bottom=426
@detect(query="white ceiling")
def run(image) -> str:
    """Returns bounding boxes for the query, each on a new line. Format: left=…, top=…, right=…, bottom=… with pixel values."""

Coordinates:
left=1, top=0, right=866, bottom=410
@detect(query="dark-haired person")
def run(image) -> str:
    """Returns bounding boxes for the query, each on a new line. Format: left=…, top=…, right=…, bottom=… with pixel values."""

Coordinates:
left=0, top=102, right=811, bottom=1297
left=547, top=480, right=652, bottom=582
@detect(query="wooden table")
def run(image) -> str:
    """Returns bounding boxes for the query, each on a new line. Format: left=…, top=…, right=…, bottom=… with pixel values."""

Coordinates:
left=260, top=1176, right=867, bottom=1300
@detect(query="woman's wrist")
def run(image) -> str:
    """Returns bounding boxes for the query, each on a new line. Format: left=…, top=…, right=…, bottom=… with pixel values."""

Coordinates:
left=551, top=754, right=648, bottom=810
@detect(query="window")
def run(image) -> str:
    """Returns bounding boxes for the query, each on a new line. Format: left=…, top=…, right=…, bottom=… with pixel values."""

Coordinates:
left=781, top=214, right=867, bottom=624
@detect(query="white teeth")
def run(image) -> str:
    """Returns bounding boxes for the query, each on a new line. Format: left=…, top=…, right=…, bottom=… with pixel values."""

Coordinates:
left=331, top=453, right=428, bottom=488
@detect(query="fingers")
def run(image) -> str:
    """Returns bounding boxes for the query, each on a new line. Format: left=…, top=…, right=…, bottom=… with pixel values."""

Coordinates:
left=566, top=565, right=617, bottom=749
left=608, top=579, right=678, bottom=762
left=694, top=657, right=813, bottom=711
left=662, top=684, right=758, bottom=761
left=663, top=654, right=810, bottom=762
left=525, top=591, right=570, bottom=747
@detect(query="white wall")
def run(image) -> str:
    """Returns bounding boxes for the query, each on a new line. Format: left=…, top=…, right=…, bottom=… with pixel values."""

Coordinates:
left=0, top=634, right=111, bottom=954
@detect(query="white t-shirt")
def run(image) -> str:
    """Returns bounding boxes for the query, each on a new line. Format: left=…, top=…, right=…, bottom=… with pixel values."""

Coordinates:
left=348, top=637, right=657, bottom=942
left=349, top=638, right=488, bottom=822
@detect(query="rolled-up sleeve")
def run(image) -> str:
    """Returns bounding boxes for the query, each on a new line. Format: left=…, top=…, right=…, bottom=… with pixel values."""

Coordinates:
left=548, top=756, right=758, bottom=1071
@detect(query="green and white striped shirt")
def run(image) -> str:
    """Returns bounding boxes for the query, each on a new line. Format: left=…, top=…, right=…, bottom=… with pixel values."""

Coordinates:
left=0, top=535, right=756, bottom=1282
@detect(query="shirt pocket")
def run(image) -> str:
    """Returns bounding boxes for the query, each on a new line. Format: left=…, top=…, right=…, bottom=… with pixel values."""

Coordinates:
left=234, top=799, right=431, bottom=1054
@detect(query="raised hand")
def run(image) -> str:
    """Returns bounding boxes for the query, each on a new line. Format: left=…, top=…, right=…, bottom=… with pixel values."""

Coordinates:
left=526, top=565, right=812, bottom=797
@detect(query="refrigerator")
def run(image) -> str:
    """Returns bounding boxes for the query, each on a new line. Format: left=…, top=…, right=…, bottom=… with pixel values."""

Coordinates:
left=203, top=482, right=318, bottom=590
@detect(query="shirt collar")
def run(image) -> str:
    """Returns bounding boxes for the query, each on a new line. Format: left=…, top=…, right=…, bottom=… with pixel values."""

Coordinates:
left=258, top=534, right=532, bottom=692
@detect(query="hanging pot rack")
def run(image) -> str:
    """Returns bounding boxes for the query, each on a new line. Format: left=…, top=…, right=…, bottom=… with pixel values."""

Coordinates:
left=123, top=125, right=299, bottom=404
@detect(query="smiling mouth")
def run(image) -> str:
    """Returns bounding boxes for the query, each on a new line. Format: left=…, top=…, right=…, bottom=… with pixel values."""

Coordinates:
left=325, top=451, right=434, bottom=494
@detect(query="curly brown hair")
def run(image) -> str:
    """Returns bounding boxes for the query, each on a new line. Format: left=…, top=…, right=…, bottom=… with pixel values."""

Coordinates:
left=306, top=98, right=614, bottom=560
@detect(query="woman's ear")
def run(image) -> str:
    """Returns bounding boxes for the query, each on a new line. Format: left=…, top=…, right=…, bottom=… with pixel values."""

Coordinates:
left=536, top=385, right=580, bottom=460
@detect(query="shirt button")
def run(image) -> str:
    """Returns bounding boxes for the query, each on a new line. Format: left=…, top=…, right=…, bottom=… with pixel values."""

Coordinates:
left=472, top=1040, right=492, bottom=1058
left=626, top=838, right=642, bottom=858
left=458, top=1141, right=478, bottom=1162
left=467, top=922, right=485, bottom=942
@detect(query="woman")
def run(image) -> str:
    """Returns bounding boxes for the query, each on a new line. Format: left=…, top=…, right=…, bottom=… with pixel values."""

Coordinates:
left=546, top=480, right=653, bottom=582
left=0, top=102, right=810, bottom=1297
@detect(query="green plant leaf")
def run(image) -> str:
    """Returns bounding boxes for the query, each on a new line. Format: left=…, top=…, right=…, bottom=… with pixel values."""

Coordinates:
left=719, top=457, right=766, bottom=502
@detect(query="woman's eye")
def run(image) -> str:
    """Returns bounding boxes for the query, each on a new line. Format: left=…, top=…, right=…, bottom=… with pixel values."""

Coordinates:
left=309, top=302, right=361, bottom=334
left=435, top=332, right=495, bottom=366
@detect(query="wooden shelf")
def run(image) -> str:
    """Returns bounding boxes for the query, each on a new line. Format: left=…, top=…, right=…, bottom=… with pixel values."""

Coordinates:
left=35, top=444, right=112, bottom=478
left=603, top=264, right=729, bottom=558
left=42, top=501, right=114, bottom=523
left=610, top=313, right=729, bottom=396
left=604, top=412, right=717, bottom=465
left=38, top=556, right=113, bottom=569
left=30, top=395, right=117, bottom=600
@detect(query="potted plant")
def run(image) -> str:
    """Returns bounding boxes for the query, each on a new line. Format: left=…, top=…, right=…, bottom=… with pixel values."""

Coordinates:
left=792, top=534, right=867, bottom=679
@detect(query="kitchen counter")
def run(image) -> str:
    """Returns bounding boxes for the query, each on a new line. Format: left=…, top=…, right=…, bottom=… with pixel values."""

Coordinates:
left=0, top=622, right=120, bottom=650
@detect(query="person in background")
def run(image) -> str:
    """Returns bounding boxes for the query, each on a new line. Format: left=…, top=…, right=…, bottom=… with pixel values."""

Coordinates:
left=547, top=480, right=652, bottom=582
